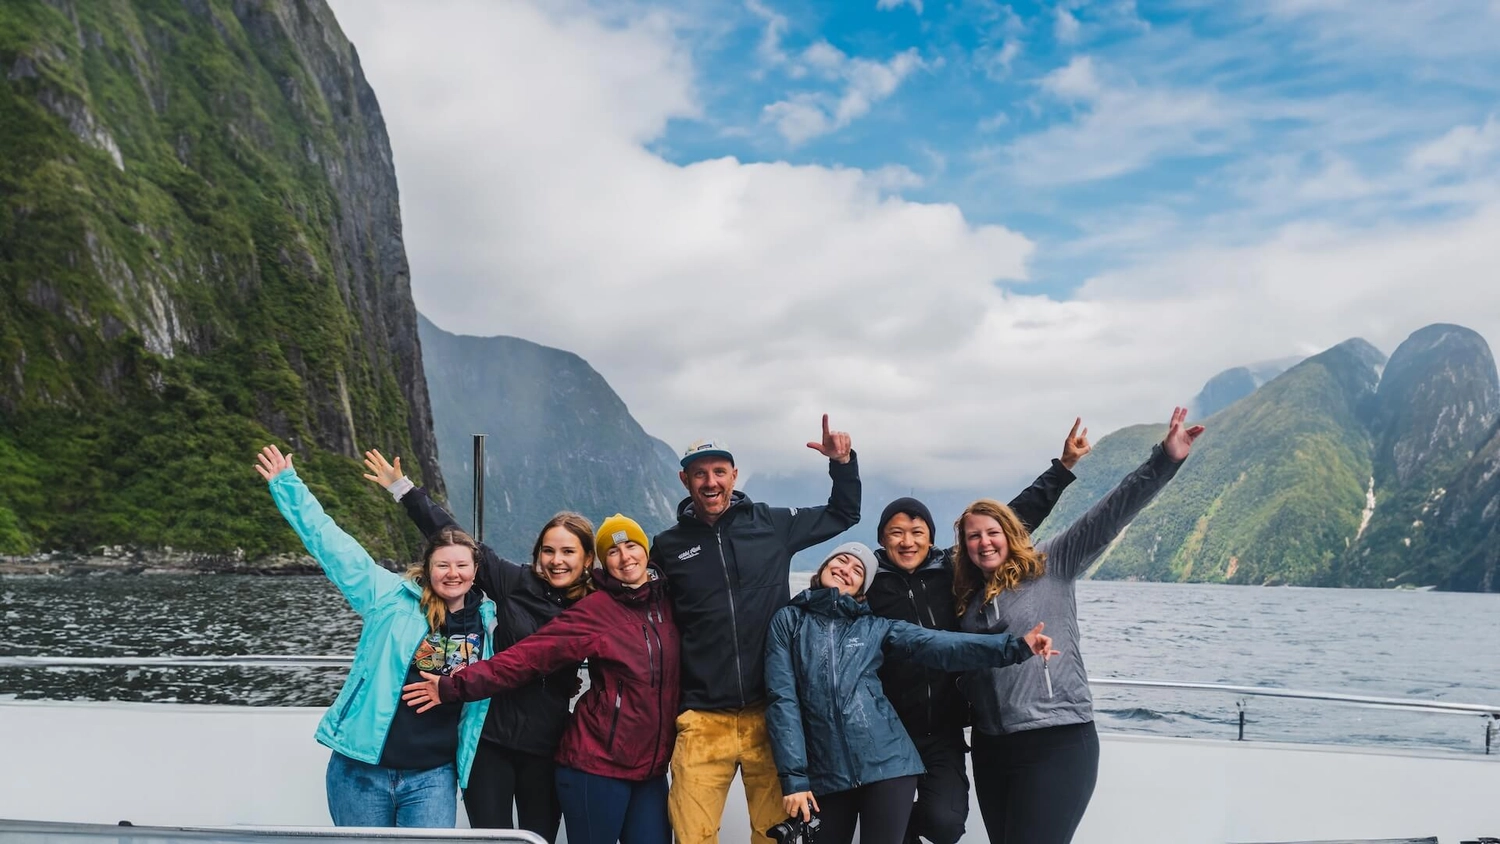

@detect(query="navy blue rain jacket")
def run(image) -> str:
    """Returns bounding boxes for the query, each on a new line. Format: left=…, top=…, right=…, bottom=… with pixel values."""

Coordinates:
left=764, top=587, right=1033, bottom=795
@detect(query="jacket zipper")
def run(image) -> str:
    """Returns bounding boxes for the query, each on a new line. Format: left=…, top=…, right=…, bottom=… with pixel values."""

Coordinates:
left=907, top=580, right=935, bottom=732
left=646, top=597, right=665, bottom=775
left=336, top=676, right=366, bottom=728
left=828, top=621, right=859, bottom=787
left=716, top=527, right=746, bottom=706
left=607, top=682, right=623, bottom=751
left=917, top=577, right=939, bottom=732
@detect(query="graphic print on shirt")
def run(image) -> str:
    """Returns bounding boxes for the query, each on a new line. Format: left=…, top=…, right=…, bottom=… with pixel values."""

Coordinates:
left=412, top=631, right=481, bottom=675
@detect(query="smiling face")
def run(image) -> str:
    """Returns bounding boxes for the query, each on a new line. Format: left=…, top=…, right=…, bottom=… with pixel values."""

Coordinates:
left=535, top=525, right=590, bottom=589
left=604, top=540, right=650, bottom=587
left=680, top=456, right=738, bottom=524
left=427, top=544, right=477, bottom=603
left=961, top=513, right=1011, bottom=573
left=881, top=512, right=933, bottom=572
left=818, top=552, right=867, bottom=597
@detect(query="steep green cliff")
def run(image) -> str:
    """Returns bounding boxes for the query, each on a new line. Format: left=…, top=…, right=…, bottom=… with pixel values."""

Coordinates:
left=0, top=0, right=440, bottom=562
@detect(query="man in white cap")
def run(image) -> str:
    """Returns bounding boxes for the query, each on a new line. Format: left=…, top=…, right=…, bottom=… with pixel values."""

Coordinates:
left=650, top=414, right=860, bottom=844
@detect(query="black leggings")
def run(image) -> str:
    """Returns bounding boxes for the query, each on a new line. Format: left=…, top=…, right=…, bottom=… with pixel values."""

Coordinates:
left=817, top=775, right=919, bottom=844
left=906, top=729, right=971, bottom=844
left=970, top=721, right=1099, bottom=844
left=462, top=741, right=562, bottom=842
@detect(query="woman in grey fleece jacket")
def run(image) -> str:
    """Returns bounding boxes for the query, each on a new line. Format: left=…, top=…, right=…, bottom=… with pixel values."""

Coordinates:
left=955, top=407, right=1203, bottom=844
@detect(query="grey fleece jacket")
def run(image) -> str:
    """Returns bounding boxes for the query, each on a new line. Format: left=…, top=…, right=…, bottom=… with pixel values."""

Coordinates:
left=960, top=444, right=1183, bottom=736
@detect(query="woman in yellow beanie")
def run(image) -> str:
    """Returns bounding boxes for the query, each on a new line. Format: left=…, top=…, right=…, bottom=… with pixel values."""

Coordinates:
left=404, top=513, right=680, bottom=844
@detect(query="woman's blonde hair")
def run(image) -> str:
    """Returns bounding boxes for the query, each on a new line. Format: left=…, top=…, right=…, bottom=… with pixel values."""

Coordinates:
left=406, top=527, right=481, bottom=632
left=952, top=499, right=1046, bottom=617
left=531, top=512, right=597, bottom=601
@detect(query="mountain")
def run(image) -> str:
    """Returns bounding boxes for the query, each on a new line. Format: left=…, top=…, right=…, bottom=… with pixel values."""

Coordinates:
left=417, top=315, right=683, bottom=564
left=0, top=0, right=440, bottom=561
left=1341, top=325, right=1500, bottom=586
left=1426, top=421, right=1500, bottom=591
left=1037, top=338, right=1387, bottom=585
left=1191, top=356, right=1303, bottom=418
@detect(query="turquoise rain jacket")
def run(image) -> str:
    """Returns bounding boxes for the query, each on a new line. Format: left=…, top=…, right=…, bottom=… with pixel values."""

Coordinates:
left=764, top=587, right=1033, bottom=795
left=267, top=468, right=495, bottom=786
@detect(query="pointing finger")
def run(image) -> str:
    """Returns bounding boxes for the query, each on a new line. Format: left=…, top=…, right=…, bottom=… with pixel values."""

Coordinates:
left=1068, top=417, right=1080, bottom=440
left=821, top=413, right=831, bottom=440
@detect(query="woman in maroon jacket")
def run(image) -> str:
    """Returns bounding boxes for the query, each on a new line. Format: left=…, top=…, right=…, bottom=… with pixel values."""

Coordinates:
left=403, top=513, right=678, bottom=844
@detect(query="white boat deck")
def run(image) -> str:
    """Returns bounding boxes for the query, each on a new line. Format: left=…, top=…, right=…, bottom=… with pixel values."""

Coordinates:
left=0, top=699, right=1495, bottom=844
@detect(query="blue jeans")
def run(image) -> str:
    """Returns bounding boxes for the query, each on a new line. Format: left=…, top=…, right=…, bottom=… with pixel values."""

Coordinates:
left=554, top=766, right=669, bottom=844
left=325, top=751, right=457, bottom=827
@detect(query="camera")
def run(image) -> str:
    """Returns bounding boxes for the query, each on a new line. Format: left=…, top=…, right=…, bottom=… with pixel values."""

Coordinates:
left=767, top=814, right=821, bottom=844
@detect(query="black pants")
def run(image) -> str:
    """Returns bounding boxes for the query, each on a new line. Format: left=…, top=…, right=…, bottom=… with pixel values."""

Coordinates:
left=462, top=741, right=562, bottom=842
left=904, top=730, right=970, bottom=844
left=818, top=775, right=919, bottom=844
left=970, top=721, right=1099, bottom=844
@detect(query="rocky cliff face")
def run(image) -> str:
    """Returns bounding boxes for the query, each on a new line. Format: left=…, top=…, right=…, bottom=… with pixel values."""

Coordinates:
left=417, top=315, right=683, bottom=564
left=0, top=0, right=440, bottom=559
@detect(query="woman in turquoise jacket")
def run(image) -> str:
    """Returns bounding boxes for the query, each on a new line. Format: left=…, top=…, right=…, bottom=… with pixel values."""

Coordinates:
left=255, top=445, right=495, bottom=827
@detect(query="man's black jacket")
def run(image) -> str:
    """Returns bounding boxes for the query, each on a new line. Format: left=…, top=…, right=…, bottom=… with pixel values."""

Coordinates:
left=651, top=455, right=861, bottom=712
left=863, top=459, right=1075, bottom=738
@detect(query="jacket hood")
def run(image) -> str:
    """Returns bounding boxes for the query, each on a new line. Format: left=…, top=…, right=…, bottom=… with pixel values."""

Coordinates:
left=593, top=563, right=668, bottom=604
left=675, top=490, right=751, bottom=524
left=872, top=545, right=949, bottom=578
left=789, top=586, right=870, bottom=619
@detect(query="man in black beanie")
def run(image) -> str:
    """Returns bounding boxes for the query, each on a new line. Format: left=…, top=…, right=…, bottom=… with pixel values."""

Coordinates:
left=864, top=419, right=1091, bottom=844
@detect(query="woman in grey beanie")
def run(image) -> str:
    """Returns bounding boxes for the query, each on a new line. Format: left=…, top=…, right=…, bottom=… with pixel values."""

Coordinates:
left=763, top=542, right=1058, bottom=844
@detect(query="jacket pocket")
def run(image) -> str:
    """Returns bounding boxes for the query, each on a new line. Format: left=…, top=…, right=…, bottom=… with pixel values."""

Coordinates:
left=606, top=684, right=623, bottom=751
left=334, top=675, right=367, bottom=733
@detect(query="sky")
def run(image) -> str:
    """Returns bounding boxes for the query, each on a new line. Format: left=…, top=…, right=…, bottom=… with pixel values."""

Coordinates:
left=327, top=0, right=1500, bottom=490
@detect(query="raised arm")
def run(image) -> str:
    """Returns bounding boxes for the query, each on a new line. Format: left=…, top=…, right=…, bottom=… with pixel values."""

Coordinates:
left=777, top=415, right=862, bottom=553
left=402, top=600, right=604, bottom=710
left=1039, top=407, right=1202, bottom=580
left=362, top=448, right=522, bottom=601
left=764, top=608, right=817, bottom=820
left=1005, top=418, right=1088, bottom=532
left=884, top=619, right=1051, bottom=671
left=257, top=445, right=400, bottom=617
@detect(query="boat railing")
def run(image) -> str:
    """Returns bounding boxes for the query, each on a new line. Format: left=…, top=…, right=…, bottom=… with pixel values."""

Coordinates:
left=4, top=655, right=1497, bottom=753
left=0, top=818, right=547, bottom=843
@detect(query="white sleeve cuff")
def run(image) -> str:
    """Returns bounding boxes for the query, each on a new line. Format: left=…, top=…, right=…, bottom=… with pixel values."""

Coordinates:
left=387, top=476, right=415, bottom=502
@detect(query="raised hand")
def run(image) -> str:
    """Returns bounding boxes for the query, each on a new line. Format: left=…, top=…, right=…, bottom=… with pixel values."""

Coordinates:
left=1162, top=406, right=1205, bottom=462
left=805, top=413, right=852, bottom=464
left=1060, top=417, right=1091, bottom=470
left=253, top=445, right=294, bottom=482
left=362, top=449, right=405, bottom=489
left=401, top=671, right=444, bottom=714
left=1022, top=622, right=1061, bottom=659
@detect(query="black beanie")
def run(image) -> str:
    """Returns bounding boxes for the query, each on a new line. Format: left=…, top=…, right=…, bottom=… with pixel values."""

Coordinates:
left=877, top=497, right=937, bottom=540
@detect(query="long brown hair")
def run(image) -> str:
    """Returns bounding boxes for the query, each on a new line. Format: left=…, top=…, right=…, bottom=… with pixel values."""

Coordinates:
left=952, top=499, right=1046, bottom=617
left=531, top=511, right=597, bottom=601
left=406, top=527, right=481, bottom=633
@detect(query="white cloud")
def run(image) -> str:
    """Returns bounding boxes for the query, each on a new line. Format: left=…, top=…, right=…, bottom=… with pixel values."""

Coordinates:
left=329, top=0, right=1500, bottom=490
left=1409, top=116, right=1500, bottom=169
left=994, top=56, right=1236, bottom=183
left=1055, top=8, right=1082, bottom=43
left=876, top=0, right=924, bottom=12
left=762, top=45, right=926, bottom=144
left=745, top=0, right=789, bottom=67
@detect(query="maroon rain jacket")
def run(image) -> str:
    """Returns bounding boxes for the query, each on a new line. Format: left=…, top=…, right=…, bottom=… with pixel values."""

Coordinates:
left=439, top=565, right=680, bottom=781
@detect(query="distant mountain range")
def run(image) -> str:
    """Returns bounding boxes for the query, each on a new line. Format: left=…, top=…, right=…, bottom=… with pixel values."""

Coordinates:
left=417, top=315, right=683, bottom=564
left=1037, top=324, right=1499, bottom=591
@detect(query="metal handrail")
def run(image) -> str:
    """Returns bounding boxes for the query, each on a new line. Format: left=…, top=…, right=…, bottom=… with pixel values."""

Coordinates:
left=1089, top=678, right=1500, bottom=718
left=0, top=818, right=545, bottom=842
left=0, top=655, right=353, bottom=668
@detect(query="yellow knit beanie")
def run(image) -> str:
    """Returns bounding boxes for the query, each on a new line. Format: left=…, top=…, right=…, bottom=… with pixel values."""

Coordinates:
left=595, top=514, right=649, bottom=561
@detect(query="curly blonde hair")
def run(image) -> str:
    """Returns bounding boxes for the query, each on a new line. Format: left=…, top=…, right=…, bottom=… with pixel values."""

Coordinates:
left=952, top=499, right=1046, bottom=617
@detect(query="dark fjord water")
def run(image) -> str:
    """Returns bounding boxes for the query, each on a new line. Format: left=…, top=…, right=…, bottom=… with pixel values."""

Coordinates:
left=2, top=575, right=1497, bottom=755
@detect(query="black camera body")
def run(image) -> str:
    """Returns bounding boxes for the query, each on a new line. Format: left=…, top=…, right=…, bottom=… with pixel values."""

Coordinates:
left=767, top=814, right=821, bottom=844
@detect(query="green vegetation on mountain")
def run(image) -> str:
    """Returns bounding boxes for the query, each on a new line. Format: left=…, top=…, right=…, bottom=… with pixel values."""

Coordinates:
left=1341, top=325, right=1499, bottom=587
left=417, top=315, right=683, bottom=564
left=1426, top=421, right=1500, bottom=591
left=1038, top=339, right=1385, bottom=586
left=0, top=0, right=440, bottom=561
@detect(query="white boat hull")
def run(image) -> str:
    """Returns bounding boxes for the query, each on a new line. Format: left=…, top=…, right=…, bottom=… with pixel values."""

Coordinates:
left=1, top=700, right=1494, bottom=843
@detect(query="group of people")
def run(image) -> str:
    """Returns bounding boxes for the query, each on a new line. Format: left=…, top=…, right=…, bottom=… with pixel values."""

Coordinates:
left=253, top=406, right=1203, bottom=844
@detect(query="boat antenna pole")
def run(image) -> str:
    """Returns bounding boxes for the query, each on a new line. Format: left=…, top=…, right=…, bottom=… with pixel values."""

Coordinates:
left=472, top=433, right=487, bottom=543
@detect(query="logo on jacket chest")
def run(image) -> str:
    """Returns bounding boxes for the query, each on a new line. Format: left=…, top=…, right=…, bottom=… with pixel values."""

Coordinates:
left=678, top=545, right=702, bottom=561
